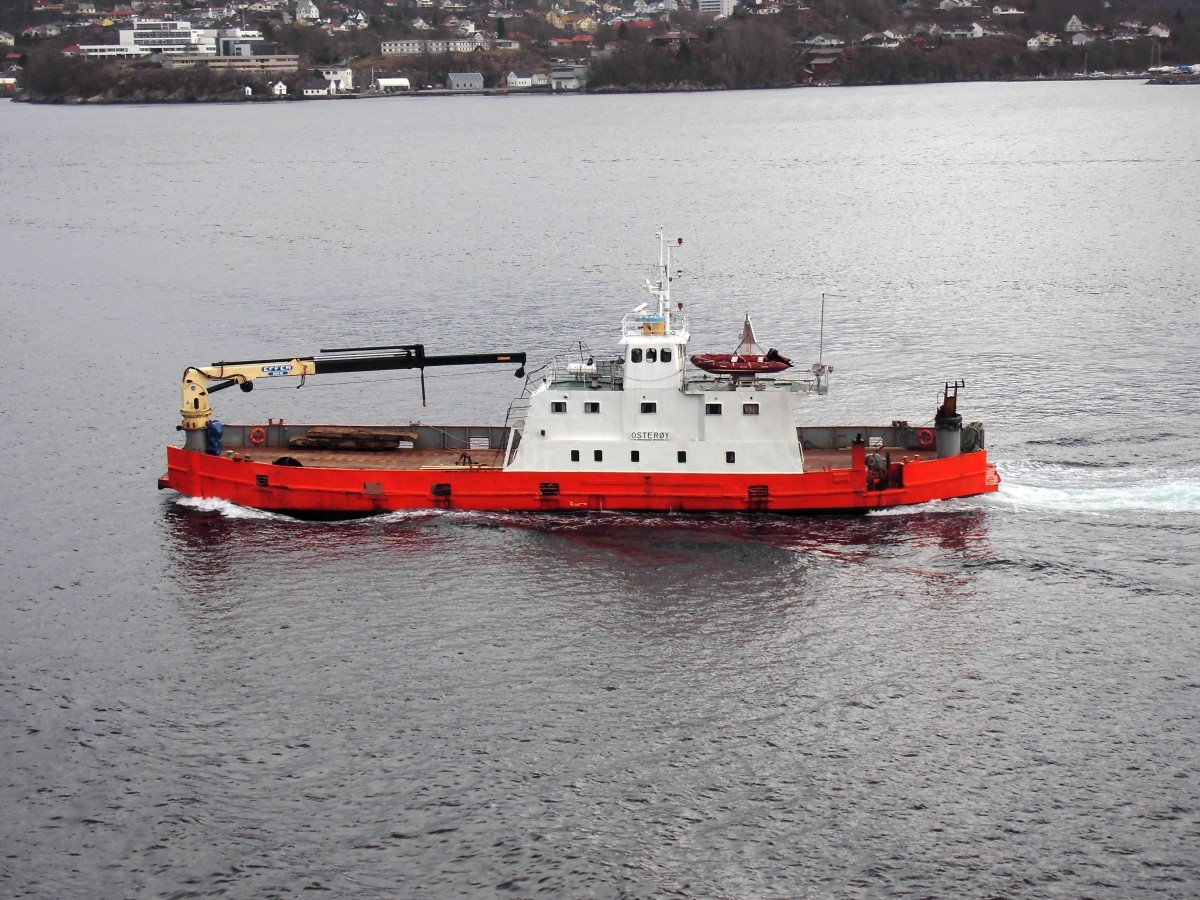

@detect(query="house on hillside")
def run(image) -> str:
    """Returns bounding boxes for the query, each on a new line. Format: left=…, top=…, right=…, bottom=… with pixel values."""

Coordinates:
left=803, top=33, right=848, bottom=47
left=933, top=22, right=982, bottom=38
left=806, top=51, right=842, bottom=78
left=270, top=79, right=288, bottom=94
left=1065, top=14, right=1085, bottom=32
left=861, top=31, right=901, bottom=47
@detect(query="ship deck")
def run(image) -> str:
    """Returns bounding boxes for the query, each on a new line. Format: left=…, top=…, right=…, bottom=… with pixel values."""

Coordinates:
left=222, top=445, right=860, bottom=472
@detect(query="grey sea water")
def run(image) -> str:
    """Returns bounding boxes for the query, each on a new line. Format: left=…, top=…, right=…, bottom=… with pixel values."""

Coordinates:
left=2, top=81, right=1199, bottom=897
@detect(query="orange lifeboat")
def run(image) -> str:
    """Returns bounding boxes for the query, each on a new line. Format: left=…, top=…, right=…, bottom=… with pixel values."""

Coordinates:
left=690, top=315, right=793, bottom=375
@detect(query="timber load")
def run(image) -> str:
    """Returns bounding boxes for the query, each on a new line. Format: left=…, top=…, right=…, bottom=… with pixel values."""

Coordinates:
left=288, top=426, right=420, bottom=451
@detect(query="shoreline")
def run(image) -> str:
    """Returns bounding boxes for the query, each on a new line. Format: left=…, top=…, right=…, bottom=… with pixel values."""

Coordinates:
left=9, top=71, right=1178, bottom=106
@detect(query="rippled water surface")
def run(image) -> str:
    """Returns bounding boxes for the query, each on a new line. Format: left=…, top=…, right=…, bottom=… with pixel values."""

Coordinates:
left=2, top=82, right=1199, bottom=897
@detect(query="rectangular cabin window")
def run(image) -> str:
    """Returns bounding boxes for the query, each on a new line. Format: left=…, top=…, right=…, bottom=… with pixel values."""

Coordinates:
left=646, top=348, right=658, bottom=362
left=705, top=403, right=722, bottom=415
left=594, top=449, right=603, bottom=462
left=584, top=402, right=600, bottom=414
left=677, top=450, right=687, bottom=463
left=661, top=348, right=672, bottom=362
left=630, top=450, right=640, bottom=462
left=726, top=451, right=736, bottom=464
left=743, top=403, right=760, bottom=415
left=630, top=348, right=643, bottom=363
left=570, top=449, right=580, bottom=462
left=551, top=401, right=567, bottom=413
left=640, top=402, right=657, bottom=414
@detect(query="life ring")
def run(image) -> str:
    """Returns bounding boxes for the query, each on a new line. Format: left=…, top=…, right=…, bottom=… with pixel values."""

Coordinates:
left=249, top=426, right=268, bottom=446
left=917, top=428, right=935, bottom=448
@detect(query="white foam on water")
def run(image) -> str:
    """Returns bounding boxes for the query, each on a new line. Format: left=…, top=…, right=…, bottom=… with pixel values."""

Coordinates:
left=174, top=496, right=287, bottom=520
left=988, top=460, right=1200, bottom=514
left=175, top=496, right=449, bottom=525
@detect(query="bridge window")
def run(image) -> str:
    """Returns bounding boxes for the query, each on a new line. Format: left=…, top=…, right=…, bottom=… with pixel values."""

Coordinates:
left=594, top=449, right=603, bottom=461
left=584, top=402, right=600, bottom=414
left=570, top=449, right=580, bottom=462
left=630, top=450, right=640, bottom=462
left=646, top=348, right=658, bottom=362
left=726, top=451, right=736, bottom=464
left=661, top=348, right=672, bottom=362
left=743, top=403, right=760, bottom=415
left=551, top=401, right=567, bottom=413
left=640, top=402, right=657, bottom=414
left=677, top=450, right=687, bottom=463
left=630, top=348, right=643, bottom=363
left=706, top=403, right=722, bottom=415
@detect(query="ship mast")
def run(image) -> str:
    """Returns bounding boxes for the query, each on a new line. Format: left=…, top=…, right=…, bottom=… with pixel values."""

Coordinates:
left=648, top=227, right=682, bottom=332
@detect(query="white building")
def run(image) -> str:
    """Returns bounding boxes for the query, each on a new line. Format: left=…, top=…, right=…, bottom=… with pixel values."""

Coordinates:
left=296, top=0, right=320, bottom=20
left=697, top=0, right=735, bottom=16
left=75, top=43, right=151, bottom=58
left=217, top=28, right=264, bottom=56
left=317, top=64, right=353, bottom=91
left=76, top=18, right=224, bottom=58
left=1026, top=31, right=1059, bottom=48
left=375, top=75, right=410, bottom=91
left=121, top=18, right=217, bottom=54
left=506, top=69, right=533, bottom=89
left=446, top=71, right=485, bottom=90
left=550, top=63, right=587, bottom=91
left=381, top=34, right=497, bottom=54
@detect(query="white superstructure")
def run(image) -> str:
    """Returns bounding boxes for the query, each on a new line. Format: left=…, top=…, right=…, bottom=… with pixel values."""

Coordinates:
left=505, top=230, right=827, bottom=474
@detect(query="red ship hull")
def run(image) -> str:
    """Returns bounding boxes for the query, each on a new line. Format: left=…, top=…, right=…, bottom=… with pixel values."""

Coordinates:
left=163, top=441, right=999, bottom=517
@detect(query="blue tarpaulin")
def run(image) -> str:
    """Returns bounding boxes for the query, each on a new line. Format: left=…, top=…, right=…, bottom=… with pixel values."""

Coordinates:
left=206, top=420, right=224, bottom=456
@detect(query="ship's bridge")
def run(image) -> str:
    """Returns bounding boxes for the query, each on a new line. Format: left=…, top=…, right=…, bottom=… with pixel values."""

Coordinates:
left=619, top=308, right=689, bottom=392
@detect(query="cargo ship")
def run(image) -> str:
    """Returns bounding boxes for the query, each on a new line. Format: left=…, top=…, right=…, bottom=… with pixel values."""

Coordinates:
left=160, top=232, right=1000, bottom=517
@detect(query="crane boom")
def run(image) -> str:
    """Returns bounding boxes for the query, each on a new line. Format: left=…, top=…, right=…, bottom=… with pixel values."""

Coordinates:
left=180, top=343, right=526, bottom=439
